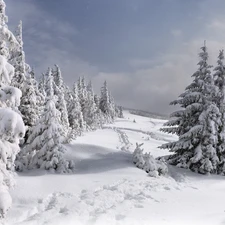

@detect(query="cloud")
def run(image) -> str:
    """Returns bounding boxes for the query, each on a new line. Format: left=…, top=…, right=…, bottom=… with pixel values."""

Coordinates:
left=171, top=29, right=182, bottom=37
left=94, top=37, right=225, bottom=114
left=208, top=20, right=225, bottom=30
left=5, top=0, right=225, bottom=115
left=6, top=0, right=94, bottom=81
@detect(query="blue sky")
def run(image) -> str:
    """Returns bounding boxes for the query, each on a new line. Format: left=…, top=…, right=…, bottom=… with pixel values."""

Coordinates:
left=6, top=0, right=225, bottom=114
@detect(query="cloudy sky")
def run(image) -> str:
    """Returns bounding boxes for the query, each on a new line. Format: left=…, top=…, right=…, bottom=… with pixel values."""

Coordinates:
left=5, top=0, right=225, bottom=114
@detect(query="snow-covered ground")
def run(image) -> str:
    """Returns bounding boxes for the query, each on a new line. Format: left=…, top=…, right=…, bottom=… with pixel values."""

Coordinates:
left=5, top=111, right=225, bottom=225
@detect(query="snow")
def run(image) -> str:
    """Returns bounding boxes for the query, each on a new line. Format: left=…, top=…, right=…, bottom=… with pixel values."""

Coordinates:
left=0, top=183, right=12, bottom=218
left=0, top=108, right=25, bottom=142
left=5, top=111, right=225, bottom=225
left=0, top=55, right=14, bottom=85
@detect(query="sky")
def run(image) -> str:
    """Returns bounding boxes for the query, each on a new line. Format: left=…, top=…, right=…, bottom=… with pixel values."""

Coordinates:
left=5, top=0, right=225, bottom=114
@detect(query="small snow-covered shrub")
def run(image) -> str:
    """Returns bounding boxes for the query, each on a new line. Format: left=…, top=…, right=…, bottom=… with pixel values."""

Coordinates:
left=143, top=153, right=158, bottom=173
left=133, top=143, right=168, bottom=177
left=156, top=158, right=168, bottom=176
left=133, top=143, right=144, bottom=167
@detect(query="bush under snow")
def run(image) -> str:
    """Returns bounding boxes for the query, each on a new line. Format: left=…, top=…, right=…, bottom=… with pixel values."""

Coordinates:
left=133, top=143, right=168, bottom=177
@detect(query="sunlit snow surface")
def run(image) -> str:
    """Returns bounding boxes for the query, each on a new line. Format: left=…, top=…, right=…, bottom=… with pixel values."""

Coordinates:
left=5, top=111, right=225, bottom=225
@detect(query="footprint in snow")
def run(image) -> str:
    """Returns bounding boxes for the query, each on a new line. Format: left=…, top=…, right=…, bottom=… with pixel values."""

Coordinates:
left=164, top=186, right=170, bottom=191
left=59, top=207, right=69, bottom=214
left=134, top=204, right=144, bottom=208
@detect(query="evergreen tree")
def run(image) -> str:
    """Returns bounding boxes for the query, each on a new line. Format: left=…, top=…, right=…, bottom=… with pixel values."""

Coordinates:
left=85, top=81, right=98, bottom=130
left=99, top=81, right=111, bottom=121
left=117, top=106, right=124, bottom=118
left=159, top=45, right=221, bottom=175
left=94, top=93, right=104, bottom=128
left=11, top=21, right=26, bottom=91
left=10, top=21, right=40, bottom=141
left=38, top=72, right=47, bottom=100
left=64, top=84, right=74, bottom=115
left=20, top=70, right=38, bottom=130
left=52, top=65, right=70, bottom=139
left=213, top=50, right=225, bottom=174
left=77, top=76, right=87, bottom=129
left=68, top=82, right=84, bottom=139
left=53, top=64, right=63, bottom=88
left=18, top=69, right=74, bottom=173
left=109, top=91, right=116, bottom=120
left=30, top=68, right=45, bottom=117
left=0, top=0, right=25, bottom=217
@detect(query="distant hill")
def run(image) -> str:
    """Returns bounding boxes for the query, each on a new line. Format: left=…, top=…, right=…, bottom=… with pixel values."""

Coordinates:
left=123, top=107, right=168, bottom=120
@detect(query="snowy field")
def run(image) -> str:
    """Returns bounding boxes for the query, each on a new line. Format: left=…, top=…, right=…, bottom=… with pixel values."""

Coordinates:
left=5, top=111, right=225, bottom=225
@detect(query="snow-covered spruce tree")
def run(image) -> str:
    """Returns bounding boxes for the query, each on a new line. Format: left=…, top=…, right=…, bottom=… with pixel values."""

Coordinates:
left=10, top=21, right=26, bottom=90
left=99, top=81, right=113, bottom=122
left=18, top=69, right=74, bottom=173
left=77, top=77, right=88, bottom=129
left=29, top=68, right=45, bottom=117
left=0, top=0, right=25, bottom=217
left=133, top=143, right=145, bottom=166
left=109, top=91, right=116, bottom=120
left=118, top=106, right=124, bottom=118
left=159, top=45, right=221, bottom=175
left=213, top=50, right=225, bottom=174
left=38, top=72, right=47, bottom=100
left=52, top=65, right=70, bottom=139
left=15, top=68, right=42, bottom=166
left=84, top=81, right=98, bottom=130
left=94, top=93, right=105, bottom=128
left=10, top=21, right=40, bottom=142
left=133, top=143, right=168, bottom=176
left=20, top=69, right=39, bottom=140
left=67, top=82, right=84, bottom=139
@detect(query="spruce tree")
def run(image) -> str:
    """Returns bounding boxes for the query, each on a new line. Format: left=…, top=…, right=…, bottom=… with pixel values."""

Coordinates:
left=11, top=21, right=26, bottom=91
left=213, top=50, right=225, bottom=174
left=38, top=72, right=47, bottom=100
left=21, top=70, right=38, bottom=129
left=0, top=0, right=25, bottom=217
left=68, top=82, right=85, bottom=139
left=99, top=81, right=111, bottom=120
left=77, top=77, right=87, bottom=129
left=30, top=68, right=45, bottom=117
left=18, top=69, right=74, bottom=173
left=118, top=106, right=124, bottom=118
left=85, top=81, right=98, bottom=130
left=159, top=45, right=221, bottom=174
left=10, top=21, right=40, bottom=141
left=94, top=93, right=105, bottom=128
left=109, top=91, right=116, bottom=120
left=52, top=65, right=70, bottom=139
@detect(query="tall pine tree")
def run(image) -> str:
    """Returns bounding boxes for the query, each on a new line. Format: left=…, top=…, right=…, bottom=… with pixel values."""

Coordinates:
left=99, top=81, right=111, bottom=121
left=213, top=50, right=225, bottom=174
left=18, top=69, right=73, bottom=173
left=0, top=0, right=25, bottom=217
left=68, top=82, right=84, bottom=139
left=52, top=65, right=70, bottom=139
left=160, top=45, right=221, bottom=174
